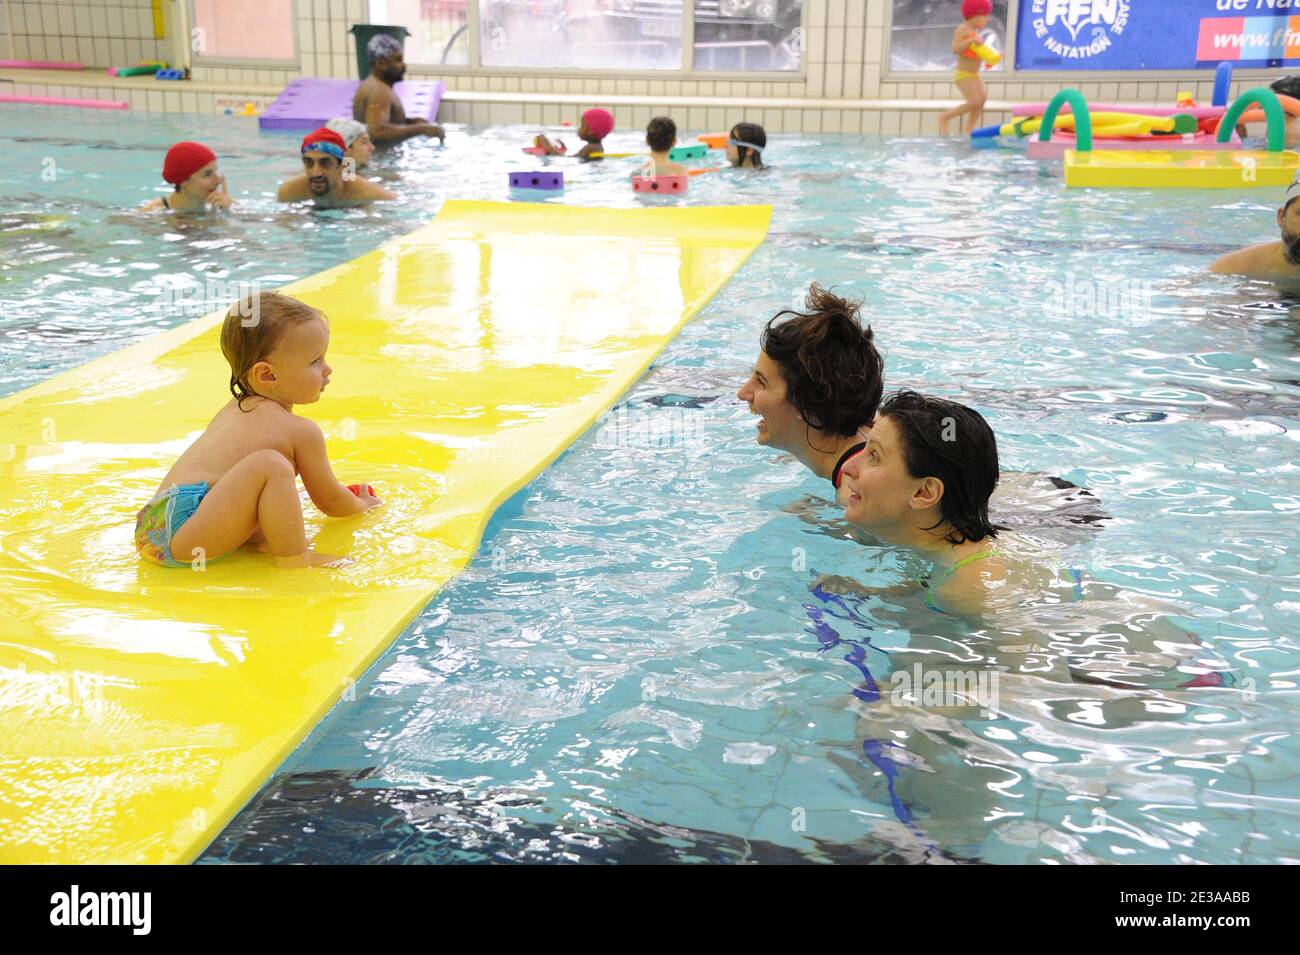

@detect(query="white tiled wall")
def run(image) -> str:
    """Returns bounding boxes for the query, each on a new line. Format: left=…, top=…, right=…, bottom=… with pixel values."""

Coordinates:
left=1, top=0, right=166, bottom=69
left=2, top=0, right=1290, bottom=129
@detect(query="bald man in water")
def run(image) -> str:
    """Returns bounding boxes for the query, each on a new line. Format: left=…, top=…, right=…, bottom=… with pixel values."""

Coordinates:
left=1210, top=179, right=1300, bottom=279
left=352, top=34, right=445, bottom=147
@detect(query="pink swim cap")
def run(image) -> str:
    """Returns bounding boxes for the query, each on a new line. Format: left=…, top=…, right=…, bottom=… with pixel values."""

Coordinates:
left=962, top=0, right=992, bottom=18
left=582, top=108, right=614, bottom=140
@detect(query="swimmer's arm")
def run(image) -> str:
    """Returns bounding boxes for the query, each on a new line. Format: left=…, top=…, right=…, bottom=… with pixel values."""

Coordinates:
left=952, top=25, right=977, bottom=54
left=365, top=96, right=444, bottom=143
left=138, top=198, right=165, bottom=212
left=276, top=175, right=309, bottom=202
left=292, top=419, right=369, bottom=517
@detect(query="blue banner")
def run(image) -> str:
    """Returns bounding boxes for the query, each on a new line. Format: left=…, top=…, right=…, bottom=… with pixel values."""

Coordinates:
left=1016, top=0, right=1300, bottom=71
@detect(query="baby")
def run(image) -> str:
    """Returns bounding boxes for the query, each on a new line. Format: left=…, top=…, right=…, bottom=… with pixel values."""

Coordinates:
left=643, top=116, right=686, bottom=178
left=533, top=108, right=615, bottom=160
left=134, top=291, right=381, bottom=570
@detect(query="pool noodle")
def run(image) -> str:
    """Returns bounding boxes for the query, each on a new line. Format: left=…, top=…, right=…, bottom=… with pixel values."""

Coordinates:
left=0, top=199, right=771, bottom=863
left=0, top=94, right=128, bottom=110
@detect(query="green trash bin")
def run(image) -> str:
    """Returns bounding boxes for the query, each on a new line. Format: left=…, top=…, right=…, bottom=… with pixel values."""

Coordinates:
left=348, top=25, right=411, bottom=80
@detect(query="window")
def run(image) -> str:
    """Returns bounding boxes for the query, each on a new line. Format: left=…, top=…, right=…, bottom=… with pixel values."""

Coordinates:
left=192, top=0, right=297, bottom=62
left=480, top=1, right=681, bottom=71
left=370, top=0, right=803, bottom=72
left=370, top=1, right=470, bottom=67
left=888, top=0, right=1008, bottom=74
left=693, top=0, right=803, bottom=72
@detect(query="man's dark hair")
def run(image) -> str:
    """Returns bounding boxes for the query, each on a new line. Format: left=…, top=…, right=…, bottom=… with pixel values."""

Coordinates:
left=647, top=116, right=676, bottom=153
left=878, top=390, right=1000, bottom=545
left=760, top=284, right=885, bottom=443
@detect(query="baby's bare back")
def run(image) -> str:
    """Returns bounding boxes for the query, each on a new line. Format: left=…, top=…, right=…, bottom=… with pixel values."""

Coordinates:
left=158, top=398, right=299, bottom=490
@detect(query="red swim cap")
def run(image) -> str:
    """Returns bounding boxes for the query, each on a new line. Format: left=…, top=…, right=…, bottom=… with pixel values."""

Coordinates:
left=301, top=127, right=348, bottom=159
left=582, top=108, right=614, bottom=140
left=162, top=141, right=217, bottom=185
left=962, top=0, right=992, bottom=18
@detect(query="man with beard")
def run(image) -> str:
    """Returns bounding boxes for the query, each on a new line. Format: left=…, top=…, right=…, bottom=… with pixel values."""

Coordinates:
left=353, top=34, right=445, bottom=147
left=1210, top=178, right=1300, bottom=278
left=277, top=128, right=396, bottom=206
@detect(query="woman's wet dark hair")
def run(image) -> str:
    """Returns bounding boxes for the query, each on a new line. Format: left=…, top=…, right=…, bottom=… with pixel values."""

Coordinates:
left=759, top=283, right=884, bottom=442
left=878, top=390, right=1000, bottom=545
left=731, top=122, right=766, bottom=167
left=1271, top=75, right=1300, bottom=100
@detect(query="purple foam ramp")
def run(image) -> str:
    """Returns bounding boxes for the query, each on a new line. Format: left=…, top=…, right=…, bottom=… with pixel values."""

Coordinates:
left=258, top=77, right=445, bottom=131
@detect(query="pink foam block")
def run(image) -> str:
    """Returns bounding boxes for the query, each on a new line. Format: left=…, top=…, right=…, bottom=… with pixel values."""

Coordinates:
left=0, top=60, right=85, bottom=70
left=0, top=94, right=128, bottom=110
left=1012, top=102, right=1226, bottom=120
left=632, top=175, right=688, bottom=194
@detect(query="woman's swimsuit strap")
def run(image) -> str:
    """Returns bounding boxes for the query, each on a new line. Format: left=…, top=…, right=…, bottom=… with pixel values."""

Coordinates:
left=831, top=442, right=867, bottom=489
left=924, top=548, right=996, bottom=613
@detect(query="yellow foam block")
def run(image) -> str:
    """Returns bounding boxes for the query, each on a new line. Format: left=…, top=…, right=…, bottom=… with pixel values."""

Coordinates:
left=1064, top=149, right=1300, bottom=188
left=0, top=199, right=771, bottom=863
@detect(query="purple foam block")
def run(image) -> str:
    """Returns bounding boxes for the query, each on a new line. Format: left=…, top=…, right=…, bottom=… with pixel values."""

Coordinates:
left=509, top=171, right=564, bottom=190
left=258, top=77, right=445, bottom=131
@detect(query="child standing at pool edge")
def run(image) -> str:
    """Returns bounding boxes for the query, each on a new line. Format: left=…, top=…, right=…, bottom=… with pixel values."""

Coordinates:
left=134, top=291, right=381, bottom=570
left=938, top=0, right=992, bottom=137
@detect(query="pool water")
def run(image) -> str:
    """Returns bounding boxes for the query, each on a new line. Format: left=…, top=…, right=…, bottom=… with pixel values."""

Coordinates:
left=4, top=107, right=1298, bottom=864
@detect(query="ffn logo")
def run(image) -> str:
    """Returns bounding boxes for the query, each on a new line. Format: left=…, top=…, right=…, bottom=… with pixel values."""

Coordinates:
left=49, top=885, right=151, bottom=935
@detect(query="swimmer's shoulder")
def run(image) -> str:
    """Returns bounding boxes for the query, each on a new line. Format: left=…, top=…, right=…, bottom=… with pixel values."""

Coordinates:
left=277, top=175, right=308, bottom=202
left=1209, top=241, right=1287, bottom=276
left=934, top=554, right=1012, bottom=617
left=138, top=198, right=166, bottom=213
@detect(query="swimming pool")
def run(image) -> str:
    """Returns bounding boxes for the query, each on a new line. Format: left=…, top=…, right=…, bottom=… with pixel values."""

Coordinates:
left=4, top=106, right=1298, bottom=864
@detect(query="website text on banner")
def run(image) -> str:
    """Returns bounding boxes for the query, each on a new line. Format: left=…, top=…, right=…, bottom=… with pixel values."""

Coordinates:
left=1016, top=0, right=1300, bottom=71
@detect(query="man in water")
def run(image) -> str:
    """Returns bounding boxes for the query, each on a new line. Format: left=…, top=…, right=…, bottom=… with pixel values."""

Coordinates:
left=1210, top=178, right=1300, bottom=278
left=277, top=128, right=395, bottom=206
left=352, top=34, right=445, bottom=147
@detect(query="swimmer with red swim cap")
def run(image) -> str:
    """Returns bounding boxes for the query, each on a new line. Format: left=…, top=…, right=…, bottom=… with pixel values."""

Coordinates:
left=533, top=107, right=614, bottom=160
left=140, top=141, right=232, bottom=213
left=277, top=127, right=396, bottom=206
left=938, top=0, right=994, bottom=138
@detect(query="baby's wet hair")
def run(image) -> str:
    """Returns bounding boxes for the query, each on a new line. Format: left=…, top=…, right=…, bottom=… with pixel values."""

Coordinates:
left=760, top=283, right=884, bottom=440
left=220, top=291, right=324, bottom=410
left=647, top=116, right=676, bottom=153
left=878, top=390, right=1000, bottom=545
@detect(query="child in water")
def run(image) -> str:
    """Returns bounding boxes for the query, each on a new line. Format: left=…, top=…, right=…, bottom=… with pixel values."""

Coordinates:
left=533, top=108, right=615, bottom=159
left=726, top=122, right=766, bottom=168
left=937, top=0, right=992, bottom=137
left=139, top=141, right=233, bottom=214
left=643, top=116, right=687, bottom=178
left=133, top=291, right=381, bottom=570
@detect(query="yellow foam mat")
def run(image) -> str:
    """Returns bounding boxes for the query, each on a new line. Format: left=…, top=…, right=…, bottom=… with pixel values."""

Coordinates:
left=1064, top=148, right=1300, bottom=188
left=0, top=199, right=771, bottom=863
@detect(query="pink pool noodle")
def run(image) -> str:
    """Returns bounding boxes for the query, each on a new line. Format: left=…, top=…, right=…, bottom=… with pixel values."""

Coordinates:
left=1012, top=102, right=1226, bottom=119
left=0, top=60, right=85, bottom=70
left=0, top=94, right=128, bottom=110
